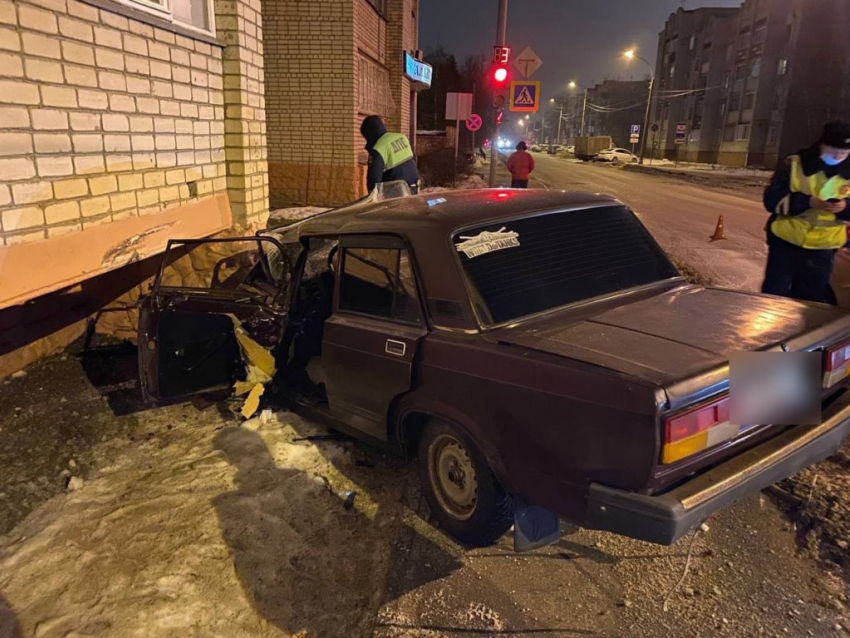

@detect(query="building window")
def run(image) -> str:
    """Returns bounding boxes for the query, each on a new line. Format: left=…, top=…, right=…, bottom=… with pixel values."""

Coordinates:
left=725, top=44, right=733, bottom=61
left=768, top=125, right=778, bottom=146
left=367, top=0, right=387, bottom=16
left=729, top=93, right=741, bottom=112
left=701, top=61, right=710, bottom=75
left=750, top=58, right=761, bottom=78
left=689, top=34, right=696, bottom=50
left=722, top=72, right=731, bottom=88
left=772, top=88, right=783, bottom=110
left=114, top=0, right=214, bottom=33
left=724, top=125, right=735, bottom=142
left=738, top=28, right=750, bottom=50
left=669, top=64, right=676, bottom=79
left=735, top=64, right=746, bottom=81
left=753, top=21, right=767, bottom=44
left=358, top=55, right=393, bottom=117
left=778, top=58, right=788, bottom=75
left=720, top=100, right=727, bottom=118
left=736, top=123, right=750, bottom=140
left=743, top=92, right=756, bottom=110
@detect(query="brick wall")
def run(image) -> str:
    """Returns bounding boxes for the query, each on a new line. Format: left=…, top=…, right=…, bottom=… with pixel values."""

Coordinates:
left=264, top=0, right=360, bottom=208
left=0, top=0, right=231, bottom=246
left=215, top=0, right=268, bottom=227
left=384, top=0, right=416, bottom=137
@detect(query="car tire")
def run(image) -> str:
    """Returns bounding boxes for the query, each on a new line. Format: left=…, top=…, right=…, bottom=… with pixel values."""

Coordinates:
left=418, top=419, right=513, bottom=547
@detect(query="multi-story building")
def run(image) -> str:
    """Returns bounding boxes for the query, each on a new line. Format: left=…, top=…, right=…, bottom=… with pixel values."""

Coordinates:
left=0, top=0, right=425, bottom=378
left=582, top=80, right=647, bottom=149
left=653, top=0, right=850, bottom=168
left=264, top=0, right=426, bottom=208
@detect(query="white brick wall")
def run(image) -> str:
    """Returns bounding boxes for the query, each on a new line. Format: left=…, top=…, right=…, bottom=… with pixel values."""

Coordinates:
left=0, top=0, right=229, bottom=244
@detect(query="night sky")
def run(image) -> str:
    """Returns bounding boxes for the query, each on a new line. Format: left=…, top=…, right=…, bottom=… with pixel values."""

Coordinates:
left=420, top=0, right=741, bottom=101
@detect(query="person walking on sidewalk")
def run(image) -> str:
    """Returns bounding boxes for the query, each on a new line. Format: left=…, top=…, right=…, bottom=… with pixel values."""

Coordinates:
left=507, top=141, right=535, bottom=188
left=360, top=115, right=420, bottom=194
left=761, top=120, right=850, bottom=304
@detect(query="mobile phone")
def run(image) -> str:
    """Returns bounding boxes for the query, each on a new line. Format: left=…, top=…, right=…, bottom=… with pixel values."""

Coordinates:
left=828, top=198, right=841, bottom=203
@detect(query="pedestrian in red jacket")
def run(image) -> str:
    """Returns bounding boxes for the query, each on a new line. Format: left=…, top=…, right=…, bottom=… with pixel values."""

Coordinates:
left=506, top=141, right=535, bottom=188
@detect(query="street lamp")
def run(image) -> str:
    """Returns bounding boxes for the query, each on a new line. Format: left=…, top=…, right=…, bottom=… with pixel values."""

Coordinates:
left=623, top=48, right=655, bottom=165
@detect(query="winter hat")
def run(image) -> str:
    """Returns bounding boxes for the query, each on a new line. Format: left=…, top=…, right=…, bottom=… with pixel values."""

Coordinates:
left=516, top=141, right=528, bottom=151
left=819, top=121, right=850, bottom=149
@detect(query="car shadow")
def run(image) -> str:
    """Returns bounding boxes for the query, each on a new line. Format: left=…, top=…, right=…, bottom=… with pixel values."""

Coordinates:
left=0, top=592, right=21, bottom=638
left=212, top=426, right=464, bottom=636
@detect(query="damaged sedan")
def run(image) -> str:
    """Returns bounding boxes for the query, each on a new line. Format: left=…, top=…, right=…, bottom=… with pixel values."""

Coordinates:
left=138, top=188, right=850, bottom=547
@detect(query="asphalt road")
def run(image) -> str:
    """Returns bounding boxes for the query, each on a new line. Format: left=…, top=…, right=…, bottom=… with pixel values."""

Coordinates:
left=516, top=154, right=771, bottom=292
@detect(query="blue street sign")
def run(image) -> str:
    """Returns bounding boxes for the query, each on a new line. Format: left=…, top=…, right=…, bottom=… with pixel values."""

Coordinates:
left=630, top=124, right=641, bottom=135
left=509, top=81, right=540, bottom=113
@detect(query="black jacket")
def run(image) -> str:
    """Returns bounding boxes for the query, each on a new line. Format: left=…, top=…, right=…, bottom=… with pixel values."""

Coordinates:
left=361, top=116, right=419, bottom=193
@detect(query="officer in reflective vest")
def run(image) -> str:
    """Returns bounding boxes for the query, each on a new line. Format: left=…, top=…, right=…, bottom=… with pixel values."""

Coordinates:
left=762, top=121, right=850, bottom=304
left=360, top=115, right=420, bottom=195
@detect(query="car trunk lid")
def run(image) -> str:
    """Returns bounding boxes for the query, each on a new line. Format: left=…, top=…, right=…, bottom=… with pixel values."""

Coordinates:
left=490, top=286, right=850, bottom=409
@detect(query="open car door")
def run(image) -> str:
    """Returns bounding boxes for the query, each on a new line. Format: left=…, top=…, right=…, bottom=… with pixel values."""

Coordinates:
left=138, top=236, right=299, bottom=403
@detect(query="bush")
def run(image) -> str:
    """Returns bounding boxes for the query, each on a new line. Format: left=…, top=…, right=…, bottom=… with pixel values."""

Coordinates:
left=418, top=148, right=475, bottom=188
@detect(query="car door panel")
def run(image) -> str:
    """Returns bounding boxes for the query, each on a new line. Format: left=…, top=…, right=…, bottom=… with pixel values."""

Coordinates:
left=323, top=315, right=425, bottom=439
left=138, top=236, right=292, bottom=403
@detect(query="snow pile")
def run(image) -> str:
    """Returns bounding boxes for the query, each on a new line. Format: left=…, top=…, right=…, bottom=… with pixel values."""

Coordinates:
left=0, top=406, right=408, bottom=637
left=266, top=206, right=329, bottom=229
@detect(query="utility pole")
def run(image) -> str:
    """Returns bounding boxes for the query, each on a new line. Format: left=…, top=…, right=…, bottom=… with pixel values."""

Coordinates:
left=488, top=0, right=508, bottom=188
left=580, top=87, right=588, bottom=136
left=639, top=75, right=654, bottom=164
left=556, top=100, right=564, bottom=145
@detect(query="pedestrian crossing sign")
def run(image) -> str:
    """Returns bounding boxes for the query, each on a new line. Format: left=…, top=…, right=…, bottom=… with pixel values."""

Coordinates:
left=510, top=81, right=540, bottom=113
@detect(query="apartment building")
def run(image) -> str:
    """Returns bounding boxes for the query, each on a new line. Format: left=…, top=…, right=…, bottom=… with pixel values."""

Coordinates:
left=652, top=0, right=850, bottom=168
left=264, top=0, right=427, bottom=208
left=582, top=80, right=648, bottom=150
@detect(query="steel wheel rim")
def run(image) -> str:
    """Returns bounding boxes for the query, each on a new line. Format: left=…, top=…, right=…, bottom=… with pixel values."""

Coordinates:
left=427, top=433, right=478, bottom=521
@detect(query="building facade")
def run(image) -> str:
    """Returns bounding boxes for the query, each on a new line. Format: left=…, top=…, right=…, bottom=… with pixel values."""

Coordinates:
left=582, top=80, right=648, bottom=149
left=652, top=0, right=850, bottom=168
left=264, top=0, right=421, bottom=208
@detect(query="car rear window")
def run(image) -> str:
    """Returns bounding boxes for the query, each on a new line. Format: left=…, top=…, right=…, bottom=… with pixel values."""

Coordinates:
left=453, top=205, right=679, bottom=325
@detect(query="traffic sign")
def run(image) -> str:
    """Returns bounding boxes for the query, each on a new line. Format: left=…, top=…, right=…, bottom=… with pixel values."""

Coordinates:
left=466, top=114, right=482, bottom=132
left=675, top=122, right=687, bottom=144
left=630, top=124, right=640, bottom=144
left=492, top=46, right=511, bottom=64
left=651, top=123, right=659, bottom=132
left=446, top=92, right=473, bottom=121
left=509, top=81, right=540, bottom=113
left=513, top=47, right=542, bottom=79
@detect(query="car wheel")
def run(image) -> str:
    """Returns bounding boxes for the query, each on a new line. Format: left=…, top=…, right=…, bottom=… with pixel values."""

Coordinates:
left=418, top=419, right=513, bottom=546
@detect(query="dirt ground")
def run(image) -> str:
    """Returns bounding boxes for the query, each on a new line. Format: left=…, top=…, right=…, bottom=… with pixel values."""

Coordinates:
left=1, top=344, right=850, bottom=638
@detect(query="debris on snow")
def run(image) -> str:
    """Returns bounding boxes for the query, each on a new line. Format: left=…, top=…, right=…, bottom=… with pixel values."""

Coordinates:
left=66, top=476, right=84, bottom=492
left=10, top=371, right=26, bottom=379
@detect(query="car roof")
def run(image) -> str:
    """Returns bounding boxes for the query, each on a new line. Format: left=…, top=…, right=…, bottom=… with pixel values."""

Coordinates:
left=268, top=188, right=625, bottom=331
left=271, top=189, right=623, bottom=241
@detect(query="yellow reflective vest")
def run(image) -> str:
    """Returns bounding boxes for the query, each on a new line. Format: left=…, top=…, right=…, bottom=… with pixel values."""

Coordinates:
left=770, top=155, right=850, bottom=249
left=372, top=132, right=415, bottom=170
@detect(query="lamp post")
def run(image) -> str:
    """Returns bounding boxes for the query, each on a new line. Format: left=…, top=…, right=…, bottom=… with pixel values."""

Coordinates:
left=624, top=48, right=655, bottom=165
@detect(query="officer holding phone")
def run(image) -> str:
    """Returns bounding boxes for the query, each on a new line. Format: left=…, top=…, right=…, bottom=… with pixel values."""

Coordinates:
left=762, top=121, right=850, bottom=304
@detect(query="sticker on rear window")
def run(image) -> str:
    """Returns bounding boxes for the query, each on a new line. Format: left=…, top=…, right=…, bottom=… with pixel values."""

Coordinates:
left=455, top=228, right=520, bottom=259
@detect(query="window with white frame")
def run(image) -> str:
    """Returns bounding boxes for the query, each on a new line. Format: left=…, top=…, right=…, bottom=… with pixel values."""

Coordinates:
left=115, top=0, right=215, bottom=34
left=736, top=123, right=750, bottom=140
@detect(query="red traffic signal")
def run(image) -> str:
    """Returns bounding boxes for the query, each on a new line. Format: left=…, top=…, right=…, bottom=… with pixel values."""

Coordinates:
left=492, top=64, right=509, bottom=86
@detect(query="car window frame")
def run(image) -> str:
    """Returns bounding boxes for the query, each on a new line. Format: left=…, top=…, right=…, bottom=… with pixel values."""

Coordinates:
left=334, top=234, right=427, bottom=328
left=448, top=205, right=686, bottom=331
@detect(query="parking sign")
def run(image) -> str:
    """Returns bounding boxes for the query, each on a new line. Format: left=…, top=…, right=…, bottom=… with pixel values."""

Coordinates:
left=630, top=124, right=640, bottom=144
left=675, top=122, right=687, bottom=144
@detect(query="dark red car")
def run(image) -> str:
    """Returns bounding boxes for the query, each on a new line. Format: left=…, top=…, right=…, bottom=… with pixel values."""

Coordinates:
left=138, top=189, right=850, bottom=546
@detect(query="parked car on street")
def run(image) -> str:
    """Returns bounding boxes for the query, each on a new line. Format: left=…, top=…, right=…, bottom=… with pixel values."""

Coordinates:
left=596, top=148, right=639, bottom=163
left=138, top=189, right=850, bottom=548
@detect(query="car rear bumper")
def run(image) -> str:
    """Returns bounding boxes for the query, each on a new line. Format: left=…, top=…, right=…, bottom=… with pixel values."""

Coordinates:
left=586, top=390, right=850, bottom=545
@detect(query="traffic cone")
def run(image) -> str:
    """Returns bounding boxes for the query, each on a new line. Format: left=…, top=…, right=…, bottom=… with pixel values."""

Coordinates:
left=710, top=214, right=727, bottom=241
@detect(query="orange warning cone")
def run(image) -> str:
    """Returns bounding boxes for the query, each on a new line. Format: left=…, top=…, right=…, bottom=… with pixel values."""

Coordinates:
left=710, top=214, right=727, bottom=241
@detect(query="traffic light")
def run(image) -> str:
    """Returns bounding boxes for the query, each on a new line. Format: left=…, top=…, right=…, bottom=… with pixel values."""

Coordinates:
left=492, top=64, right=509, bottom=87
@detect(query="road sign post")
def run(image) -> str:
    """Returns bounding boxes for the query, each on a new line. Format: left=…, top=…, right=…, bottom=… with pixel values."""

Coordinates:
left=513, top=47, right=542, bottom=79
left=675, top=122, right=687, bottom=168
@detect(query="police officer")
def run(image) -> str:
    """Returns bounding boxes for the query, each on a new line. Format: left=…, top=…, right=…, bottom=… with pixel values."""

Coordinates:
left=360, top=115, right=419, bottom=194
left=762, top=121, right=850, bottom=304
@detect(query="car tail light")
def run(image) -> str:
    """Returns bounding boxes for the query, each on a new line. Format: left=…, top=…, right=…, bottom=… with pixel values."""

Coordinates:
left=662, top=395, right=738, bottom=464
left=823, top=340, right=850, bottom=388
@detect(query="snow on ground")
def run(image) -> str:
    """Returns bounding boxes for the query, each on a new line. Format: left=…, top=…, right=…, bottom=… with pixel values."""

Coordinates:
left=0, top=402, right=414, bottom=637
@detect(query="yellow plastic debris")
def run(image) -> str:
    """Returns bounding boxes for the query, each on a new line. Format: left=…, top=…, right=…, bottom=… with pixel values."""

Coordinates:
left=240, top=383, right=265, bottom=419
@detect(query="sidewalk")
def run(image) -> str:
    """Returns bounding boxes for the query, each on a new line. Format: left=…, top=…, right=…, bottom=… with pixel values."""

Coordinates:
left=623, top=161, right=772, bottom=196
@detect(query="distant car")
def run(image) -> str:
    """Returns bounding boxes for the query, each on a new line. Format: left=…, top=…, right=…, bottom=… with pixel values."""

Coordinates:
left=139, top=189, right=850, bottom=548
left=596, top=148, right=638, bottom=163
left=565, top=145, right=575, bottom=155
left=529, top=145, right=543, bottom=153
